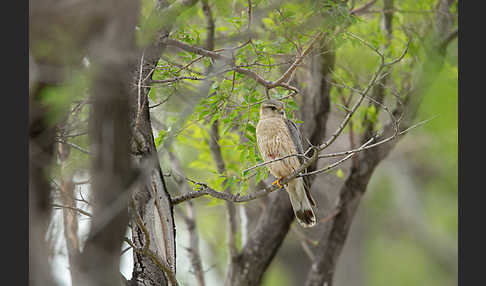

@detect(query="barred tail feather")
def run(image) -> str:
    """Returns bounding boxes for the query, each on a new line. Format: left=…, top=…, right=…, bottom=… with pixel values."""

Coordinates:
left=287, top=177, right=317, bottom=228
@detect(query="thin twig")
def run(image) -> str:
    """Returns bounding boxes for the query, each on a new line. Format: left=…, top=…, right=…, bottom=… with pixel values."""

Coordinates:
left=301, top=137, right=375, bottom=177
left=176, top=55, right=205, bottom=74
left=149, top=95, right=172, bottom=109
left=151, top=76, right=204, bottom=84
left=318, top=116, right=437, bottom=159
left=55, top=140, right=90, bottom=154
left=268, top=31, right=323, bottom=88
left=318, top=208, right=341, bottom=224
left=138, top=52, right=145, bottom=110
left=350, top=0, right=378, bottom=15
left=51, top=203, right=92, bottom=217
left=439, top=28, right=458, bottom=51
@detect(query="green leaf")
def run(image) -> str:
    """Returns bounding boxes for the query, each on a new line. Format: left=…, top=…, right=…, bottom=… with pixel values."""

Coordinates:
left=336, top=168, right=344, bottom=179
left=155, top=129, right=167, bottom=149
left=367, top=105, right=377, bottom=124
left=246, top=124, right=256, bottom=134
left=148, top=88, right=157, bottom=102
left=287, top=100, right=298, bottom=110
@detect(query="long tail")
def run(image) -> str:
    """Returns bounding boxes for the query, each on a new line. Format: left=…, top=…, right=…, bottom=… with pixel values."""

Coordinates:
left=287, top=177, right=317, bottom=228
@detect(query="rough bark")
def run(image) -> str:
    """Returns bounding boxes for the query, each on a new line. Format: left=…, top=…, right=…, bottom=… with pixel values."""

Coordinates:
left=127, top=1, right=199, bottom=285
left=127, top=32, right=175, bottom=286
left=128, top=67, right=177, bottom=286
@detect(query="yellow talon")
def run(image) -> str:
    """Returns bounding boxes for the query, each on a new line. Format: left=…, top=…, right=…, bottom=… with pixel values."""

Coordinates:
left=272, top=178, right=284, bottom=189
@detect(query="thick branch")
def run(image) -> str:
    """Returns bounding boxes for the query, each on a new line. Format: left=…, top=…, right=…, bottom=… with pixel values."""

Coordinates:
left=128, top=1, right=201, bottom=285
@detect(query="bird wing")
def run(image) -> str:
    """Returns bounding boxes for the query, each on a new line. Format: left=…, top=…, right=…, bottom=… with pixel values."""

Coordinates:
left=284, top=118, right=316, bottom=207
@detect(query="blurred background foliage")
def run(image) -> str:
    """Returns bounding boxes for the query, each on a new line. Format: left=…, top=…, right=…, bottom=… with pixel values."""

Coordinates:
left=42, top=0, right=457, bottom=285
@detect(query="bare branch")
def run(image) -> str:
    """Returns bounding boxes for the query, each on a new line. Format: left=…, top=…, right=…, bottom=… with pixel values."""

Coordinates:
left=63, top=131, right=89, bottom=138
left=301, top=137, right=375, bottom=177
left=350, top=0, right=378, bottom=16
left=318, top=208, right=341, bottom=224
left=439, top=28, right=458, bottom=52
left=385, top=39, right=410, bottom=67
left=51, top=203, right=92, bottom=217
left=242, top=153, right=309, bottom=175
left=149, top=94, right=172, bottom=109
left=138, top=52, right=145, bottom=111
left=55, top=140, right=90, bottom=154
left=164, top=38, right=225, bottom=60
left=268, top=31, right=323, bottom=88
left=159, top=56, right=203, bottom=75
left=151, top=76, right=205, bottom=84
left=318, top=116, right=435, bottom=160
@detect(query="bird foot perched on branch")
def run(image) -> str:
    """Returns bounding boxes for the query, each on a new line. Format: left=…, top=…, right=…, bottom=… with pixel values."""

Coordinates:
left=272, top=178, right=285, bottom=189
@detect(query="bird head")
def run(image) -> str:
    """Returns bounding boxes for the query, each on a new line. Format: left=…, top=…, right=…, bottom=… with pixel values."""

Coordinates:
left=259, top=99, right=285, bottom=119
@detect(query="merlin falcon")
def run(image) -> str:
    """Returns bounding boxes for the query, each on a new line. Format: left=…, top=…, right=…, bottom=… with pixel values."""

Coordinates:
left=255, top=99, right=317, bottom=227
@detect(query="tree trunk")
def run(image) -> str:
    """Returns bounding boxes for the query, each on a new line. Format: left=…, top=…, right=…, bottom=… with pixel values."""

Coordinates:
left=126, top=2, right=200, bottom=285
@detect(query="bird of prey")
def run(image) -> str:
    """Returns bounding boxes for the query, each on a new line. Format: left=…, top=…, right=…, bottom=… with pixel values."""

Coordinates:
left=255, top=99, right=317, bottom=227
